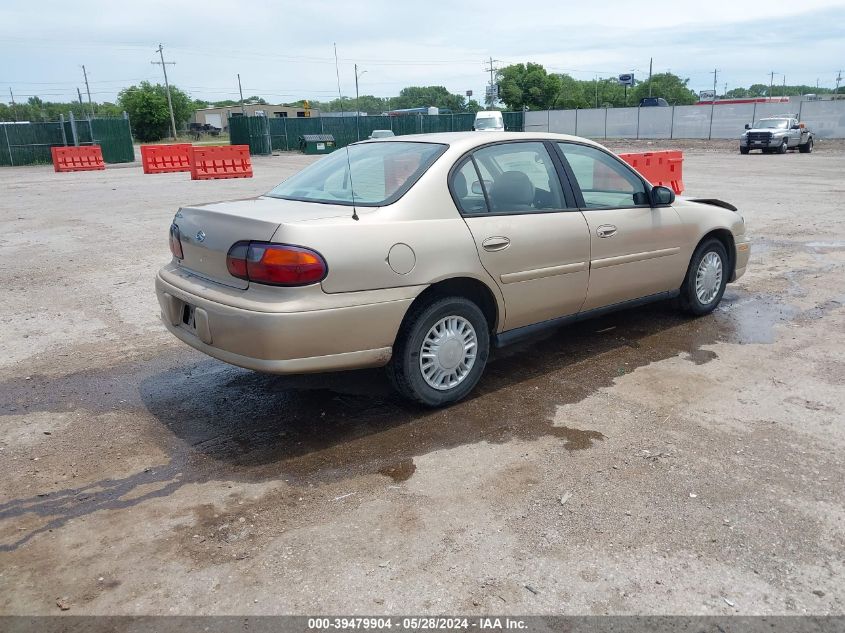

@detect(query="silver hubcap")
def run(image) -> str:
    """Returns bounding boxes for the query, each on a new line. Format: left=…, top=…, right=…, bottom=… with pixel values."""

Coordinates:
left=695, top=251, right=723, bottom=305
left=419, top=316, right=478, bottom=391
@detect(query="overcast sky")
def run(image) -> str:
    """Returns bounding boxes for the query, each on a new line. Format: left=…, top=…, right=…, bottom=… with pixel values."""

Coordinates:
left=2, top=0, right=844, bottom=105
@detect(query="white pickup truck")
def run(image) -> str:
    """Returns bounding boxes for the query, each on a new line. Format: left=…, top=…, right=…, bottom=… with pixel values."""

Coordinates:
left=740, top=116, right=814, bottom=154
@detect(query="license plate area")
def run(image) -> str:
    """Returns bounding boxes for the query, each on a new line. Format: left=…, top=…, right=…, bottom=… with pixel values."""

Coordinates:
left=181, top=303, right=196, bottom=331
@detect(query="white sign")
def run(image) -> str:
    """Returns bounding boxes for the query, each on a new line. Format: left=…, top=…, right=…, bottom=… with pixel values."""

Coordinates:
left=699, top=90, right=716, bottom=101
left=485, top=84, right=499, bottom=97
left=618, top=73, right=634, bottom=86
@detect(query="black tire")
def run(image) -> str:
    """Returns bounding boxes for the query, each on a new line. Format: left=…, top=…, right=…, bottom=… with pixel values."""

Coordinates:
left=777, top=139, right=788, bottom=154
left=387, top=296, right=490, bottom=407
left=679, top=238, right=729, bottom=316
left=799, top=137, right=814, bottom=153
left=740, top=146, right=749, bottom=155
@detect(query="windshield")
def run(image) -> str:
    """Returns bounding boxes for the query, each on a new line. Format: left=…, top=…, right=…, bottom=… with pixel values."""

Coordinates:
left=475, top=118, right=501, bottom=129
left=754, top=119, right=788, bottom=129
left=267, top=142, right=447, bottom=207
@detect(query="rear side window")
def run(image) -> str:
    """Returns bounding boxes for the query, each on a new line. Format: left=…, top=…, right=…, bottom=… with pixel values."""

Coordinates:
left=557, top=143, right=648, bottom=209
left=452, top=158, right=488, bottom=214
left=268, top=141, right=446, bottom=207
left=454, top=142, right=566, bottom=214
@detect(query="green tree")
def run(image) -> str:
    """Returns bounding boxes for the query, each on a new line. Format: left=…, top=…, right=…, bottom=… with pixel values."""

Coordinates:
left=497, top=63, right=563, bottom=111
left=631, top=72, right=697, bottom=105
left=118, top=81, right=193, bottom=141
left=388, top=86, right=466, bottom=112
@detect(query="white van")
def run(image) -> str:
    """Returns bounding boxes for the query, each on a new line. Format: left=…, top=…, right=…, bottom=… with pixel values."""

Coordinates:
left=473, top=110, right=504, bottom=132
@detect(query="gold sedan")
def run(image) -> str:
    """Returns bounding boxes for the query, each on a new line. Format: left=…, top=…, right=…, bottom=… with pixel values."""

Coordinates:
left=156, top=132, right=750, bottom=406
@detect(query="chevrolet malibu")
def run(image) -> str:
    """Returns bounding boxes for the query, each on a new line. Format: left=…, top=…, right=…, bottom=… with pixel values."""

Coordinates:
left=156, top=132, right=750, bottom=406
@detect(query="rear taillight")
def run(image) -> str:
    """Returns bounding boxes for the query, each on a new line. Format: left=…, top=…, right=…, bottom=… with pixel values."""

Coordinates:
left=169, top=224, right=183, bottom=259
left=226, top=242, right=327, bottom=286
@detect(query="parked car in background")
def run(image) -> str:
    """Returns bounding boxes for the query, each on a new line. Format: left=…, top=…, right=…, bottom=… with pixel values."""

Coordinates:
left=157, top=132, right=750, bottom=406
left=740, top=116, right=814, bottom=154
left=368, top=129, right=395, bottom=139
left=639, top=97, right=669, bottom=107
left=473, top=111, right=505, bottom=131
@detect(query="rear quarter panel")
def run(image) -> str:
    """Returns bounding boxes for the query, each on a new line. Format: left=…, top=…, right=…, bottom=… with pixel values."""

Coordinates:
left=270, top=149, right=505, bottom=316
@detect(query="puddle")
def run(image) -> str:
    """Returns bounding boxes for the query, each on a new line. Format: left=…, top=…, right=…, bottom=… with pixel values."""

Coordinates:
left=550, top=427, right=605, bottom=451
left=378, top=459, right=417, bottom=482
left=805, top=241, right=845, bottom=253
left=685, top=349, right=718, bottom=365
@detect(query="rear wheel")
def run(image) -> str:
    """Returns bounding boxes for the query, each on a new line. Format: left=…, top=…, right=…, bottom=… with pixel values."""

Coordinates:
left=680, top=238, right=729, bottom=316
left=387, top=296, right=490, bottom=407
left=799, top=137, right=814, bottom=153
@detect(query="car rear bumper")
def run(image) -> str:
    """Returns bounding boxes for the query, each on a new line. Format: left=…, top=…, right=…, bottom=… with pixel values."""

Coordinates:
left=155, top=270, right=414, bottom=374
left=732, top=237, right=751, bottom=281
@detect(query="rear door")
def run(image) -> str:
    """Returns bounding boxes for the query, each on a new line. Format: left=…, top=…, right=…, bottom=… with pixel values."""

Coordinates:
left=555, top=142, right=685, bottom=311
left=453, top=140, right=590, bottom=331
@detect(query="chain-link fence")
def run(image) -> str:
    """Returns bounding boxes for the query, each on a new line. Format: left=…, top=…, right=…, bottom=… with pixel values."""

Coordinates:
left=0, top=114, right=134, bottom=166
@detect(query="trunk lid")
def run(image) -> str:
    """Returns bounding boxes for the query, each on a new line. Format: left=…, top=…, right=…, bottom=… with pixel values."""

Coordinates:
left=172, top=196, right=350, bottom=289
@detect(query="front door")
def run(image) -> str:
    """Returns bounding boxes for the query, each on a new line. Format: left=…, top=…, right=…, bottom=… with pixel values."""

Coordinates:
left=452, top=141, right=591, bottom=331
left=555, top=142, right=685, bottom=312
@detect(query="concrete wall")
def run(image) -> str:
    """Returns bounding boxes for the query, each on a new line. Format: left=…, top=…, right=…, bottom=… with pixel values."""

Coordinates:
left=525, top=100, right=845, bottom=139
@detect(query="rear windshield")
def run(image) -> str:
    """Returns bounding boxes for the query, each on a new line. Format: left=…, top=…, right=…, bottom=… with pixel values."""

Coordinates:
left=267, top=141, right=447, bottom=206
left=475, top=117, right=501, bottom=129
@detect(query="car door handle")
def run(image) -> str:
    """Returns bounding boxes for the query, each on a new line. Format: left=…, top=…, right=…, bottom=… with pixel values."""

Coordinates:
left=596, top=224, right=617, bottom=238
left=482, top=236, right=511, bottom=251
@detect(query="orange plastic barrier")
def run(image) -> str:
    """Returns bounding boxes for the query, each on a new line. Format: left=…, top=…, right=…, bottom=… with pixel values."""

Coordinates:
left=617, top=150, right=685, bottom=195
left=51, top=145, right=105, bottom=172
left=140, top=143, right=192, bottom=174
left=190, top=145, right=253, bottom=180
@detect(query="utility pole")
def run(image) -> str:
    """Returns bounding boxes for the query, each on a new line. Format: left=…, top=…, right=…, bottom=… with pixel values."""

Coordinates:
left=81, top=65, right=94, bottom=116
left=782, top=74, right=786, bottom=97
left=77, top=87, right=84, bottom=105
left=648, top=57, right=653, bottom=97
left=769, top=71, right=775, bottom=99
left=354, top=64, right=366, bottom=141
left=837, top=70, right=842, bottom=94
left=595, top=75, right=599, bottom=108
left=9, top=87, right=17, bottom=121
left=708, top=68, right=718, bottom=140
left=237, top=73, right=245, bottom=115
left=484, top=57, right=500, bottom=108
left=152, top=44, right=178, bottom=140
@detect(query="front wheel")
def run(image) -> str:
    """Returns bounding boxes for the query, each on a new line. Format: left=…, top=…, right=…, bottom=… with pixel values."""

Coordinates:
left=799, top=137, right=814, bottom=153
left=680, top=239, right=729, bottom=316
left=777, top=139, right=788, bottom=154
left=387, top=296, right=490, bottom=407
left=740, top=146, right=749, bottom=155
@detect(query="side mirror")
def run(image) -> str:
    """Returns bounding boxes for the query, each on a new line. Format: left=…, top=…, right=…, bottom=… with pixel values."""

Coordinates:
left=471, top=180, right=492, bottom=195
left=790, top=124, right=800, bottom=130
left=744, top=123, right=750, bottom=129
left=651, top=186, right=675, bottom=206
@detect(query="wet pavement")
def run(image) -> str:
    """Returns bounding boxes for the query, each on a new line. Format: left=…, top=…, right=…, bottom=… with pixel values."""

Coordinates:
left=0, top=148, right=844, bottom=615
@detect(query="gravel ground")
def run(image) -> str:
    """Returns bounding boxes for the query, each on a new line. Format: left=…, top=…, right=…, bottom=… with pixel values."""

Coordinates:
left=0, top=142, right=843, bottom=616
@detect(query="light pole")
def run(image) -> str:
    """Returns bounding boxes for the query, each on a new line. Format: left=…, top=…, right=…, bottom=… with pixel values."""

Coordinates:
left=354, top=64, right=367, bottom=141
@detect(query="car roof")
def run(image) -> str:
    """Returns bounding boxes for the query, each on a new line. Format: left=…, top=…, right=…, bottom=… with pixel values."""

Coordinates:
left=356, top=131, right=606, bottom=151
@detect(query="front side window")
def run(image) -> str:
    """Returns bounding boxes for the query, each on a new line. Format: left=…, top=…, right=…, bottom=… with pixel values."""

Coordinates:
left=268, top=141, right=446, bottom=206
left=464, top=142, right=565, bottom=213
left=557, top=143, right=648, bottom=209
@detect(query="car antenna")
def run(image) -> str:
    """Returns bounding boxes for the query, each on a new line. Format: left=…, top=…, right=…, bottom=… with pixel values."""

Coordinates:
left=334, top=43, right=359, bottom=221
